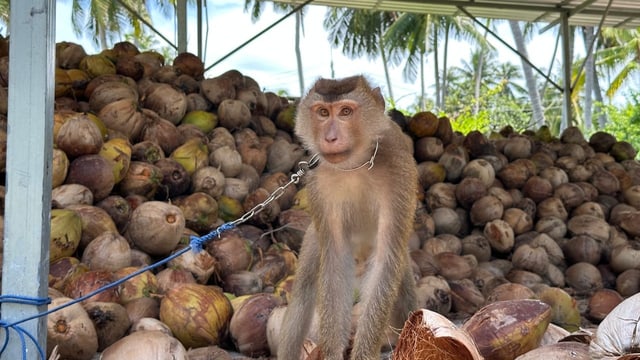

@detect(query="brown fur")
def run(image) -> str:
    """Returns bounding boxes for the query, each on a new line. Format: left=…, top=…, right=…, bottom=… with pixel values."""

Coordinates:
left=278, top=75, right=418, bottom=360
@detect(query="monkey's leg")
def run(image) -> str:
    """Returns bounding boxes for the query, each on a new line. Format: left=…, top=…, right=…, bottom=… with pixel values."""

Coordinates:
left=317, top=239, right=355, bottom=360
left=350, top=251, right=405, bottom=360
left=277, top=228, right=321, bottom=360
left=389, top=263, right=417, bottom=341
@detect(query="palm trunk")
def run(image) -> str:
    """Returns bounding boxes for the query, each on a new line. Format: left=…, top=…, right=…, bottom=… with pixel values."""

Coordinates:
left=379, top=35, right=394, bottom=102
left=441, top=24, right=450, bottom=110
left=434, top=29, right=440, bottom=110
left=420, top=16, right=430, bottom=110
left=99, top=27, right=108, bottom=50
left=594, top=73, right=607, bottom=127
left=509, top=20, right=545, bottom=128
left=583, top=26, right=595, bottom=130
left=473, top=49, right=484, bottom=115
left=420, top=51, right=426, bottom=110
left=588, top=28, right=608, bottom=128
left=295, top=11, right=304, bottom=95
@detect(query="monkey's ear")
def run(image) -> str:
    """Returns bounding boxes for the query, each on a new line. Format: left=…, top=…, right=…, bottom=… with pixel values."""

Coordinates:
left=372, top=87, right=385, bottom=108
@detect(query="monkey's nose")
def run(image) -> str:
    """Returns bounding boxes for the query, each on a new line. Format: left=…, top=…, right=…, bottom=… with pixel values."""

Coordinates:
left=325, top=135, right=337, bottom=143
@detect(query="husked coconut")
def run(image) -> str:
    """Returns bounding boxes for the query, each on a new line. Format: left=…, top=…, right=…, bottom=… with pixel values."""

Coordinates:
left=462, top=158, right=495, bottom=188
left=438, top=143, right=468, bottom=182
left=470, top=195, right=504, bottom=226
left=143, top=83, right=187, bottom=124
left=426, top=182, right=457, bottom=210
left=47, top=297, right=98, bottom=360
left=502, top=135, right=532, bottom=160
left=125, top=201, right=185, bottom=256
left=218, top=99, right=251, bottom=130
left=565, top=262, right=603, bottom=295
left=567, top=214, right=610, bottom=243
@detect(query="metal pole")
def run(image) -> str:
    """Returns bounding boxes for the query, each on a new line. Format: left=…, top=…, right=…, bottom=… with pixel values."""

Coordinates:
left=561, top=11, right=572, bottom=131
left=1, top=0, right=55, bottom=358
left=177, top=0, right=188, bottom=53
left=115, top=0, right=177, bottom=50
left=197, top=0, right=203, bottom=59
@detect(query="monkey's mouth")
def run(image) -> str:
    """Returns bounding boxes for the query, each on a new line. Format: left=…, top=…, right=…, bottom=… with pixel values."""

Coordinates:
left=321, top=150, right=351, bottom=164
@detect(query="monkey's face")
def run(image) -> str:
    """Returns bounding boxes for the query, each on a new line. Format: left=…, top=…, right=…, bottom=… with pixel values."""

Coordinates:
left=308, top=99, right=364, bottom=164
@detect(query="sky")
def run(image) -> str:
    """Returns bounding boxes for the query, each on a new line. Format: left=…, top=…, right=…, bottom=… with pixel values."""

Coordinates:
left=53, top=1, right=573, bottom=110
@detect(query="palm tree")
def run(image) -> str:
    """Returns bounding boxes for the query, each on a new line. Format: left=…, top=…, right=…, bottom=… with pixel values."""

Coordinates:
left=244, top=0, right=306, bottom=95
left=0, top=0, right=8, bottom=29
left=493, top=62, right=526, bottom=100
left=382, top=13, right=429, bottom=109
left=437, top=16, right=487, bottom=110
left=445, top=55, right=532, bottom=131
left=557, top=25, right=608, bottom=132
left=68, top=0, right=174, bottom=50
left=454, top=46, right=506, bottom=114
left=469, top=19, right=497, bottom=115
left=509, top=20, right=546, bottom=128
left=323, top=8, right=400, bottom=102
left=597, top=28, right=640, bottom=100
left=581, top=26, right=596, bottom=130
left=383, top=13, right=486, bottom=110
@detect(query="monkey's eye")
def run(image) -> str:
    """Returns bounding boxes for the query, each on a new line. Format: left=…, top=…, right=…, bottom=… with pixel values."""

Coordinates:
left=339, top=107, right=353, bottom=116
left=317, top=108, right=330, bottom=117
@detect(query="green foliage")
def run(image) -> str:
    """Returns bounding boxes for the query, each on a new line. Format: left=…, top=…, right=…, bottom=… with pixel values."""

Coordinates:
left=446, top=82, right=532, bottom=135
left=276, top=89, right=291, bottom=97
left=394, top=79, right=536, bottom=136
left=451, top=108, right=491, bottom=134
left=123, top=32, right=176, bottom=60
left=593, top=93, right=640, bottom=156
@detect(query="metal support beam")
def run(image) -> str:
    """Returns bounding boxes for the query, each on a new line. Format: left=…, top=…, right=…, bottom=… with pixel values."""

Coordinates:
left=457, top=6, right=563, bottom=93
left=116, top=0, right=177, bottom=50
left=1, top=0, right=55, bottom=358
left=539, top=0, right=598, bottom=33
left=177, top=0, right=188, bottom=53
left=206, top=0, right=315, bottom=72
left=561, top=11, right=572, bottom=131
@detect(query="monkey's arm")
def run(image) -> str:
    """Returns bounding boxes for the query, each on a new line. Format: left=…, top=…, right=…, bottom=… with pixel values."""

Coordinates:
left=351, top=130, right=418, bottom=358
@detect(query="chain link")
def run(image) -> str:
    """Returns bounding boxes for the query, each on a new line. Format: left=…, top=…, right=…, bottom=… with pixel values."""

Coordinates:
left=229, top=153, right=319, bottom=227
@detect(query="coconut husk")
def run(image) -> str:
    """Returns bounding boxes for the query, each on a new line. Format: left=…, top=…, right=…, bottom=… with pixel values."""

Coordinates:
left=393, top=309, right=483, bottom=360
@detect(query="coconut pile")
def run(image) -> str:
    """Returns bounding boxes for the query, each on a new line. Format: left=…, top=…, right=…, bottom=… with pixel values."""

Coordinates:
left=0, top=37, right=638, bottom=359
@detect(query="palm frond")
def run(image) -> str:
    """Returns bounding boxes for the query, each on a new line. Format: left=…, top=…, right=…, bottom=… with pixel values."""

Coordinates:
left=324, top=8, right=394, bottom=61
left=606, top=61, right=639, bottom=98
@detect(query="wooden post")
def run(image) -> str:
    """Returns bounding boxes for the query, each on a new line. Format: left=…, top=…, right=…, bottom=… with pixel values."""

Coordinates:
left=1, top=0, right=55, bottom=358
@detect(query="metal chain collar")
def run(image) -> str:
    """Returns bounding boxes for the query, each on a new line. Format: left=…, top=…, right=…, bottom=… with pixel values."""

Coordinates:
left=229, top=137, right=378, bottom=226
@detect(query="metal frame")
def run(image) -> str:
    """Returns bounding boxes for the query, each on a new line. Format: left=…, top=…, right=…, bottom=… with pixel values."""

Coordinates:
left=272, top=0, right=640, bottom=28
left=269, top=0, right=637, bottom=127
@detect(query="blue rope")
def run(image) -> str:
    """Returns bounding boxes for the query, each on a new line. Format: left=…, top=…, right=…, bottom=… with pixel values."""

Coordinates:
left=190, top=222, right=236, bottom=253
left=0, top=321, right=46, bottom=360
left=0, top=221, right=237, bottom=359
left=0, top=296, right=50, bottom=307
left=0, top=296, right=50, bottom=359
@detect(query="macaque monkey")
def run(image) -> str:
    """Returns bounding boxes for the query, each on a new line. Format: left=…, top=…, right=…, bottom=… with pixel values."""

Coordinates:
left=278, top=75, right=418, bottom=360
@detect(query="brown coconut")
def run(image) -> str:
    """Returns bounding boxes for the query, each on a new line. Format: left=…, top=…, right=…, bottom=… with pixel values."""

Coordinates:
left=125, top=201, right=185, bottom=256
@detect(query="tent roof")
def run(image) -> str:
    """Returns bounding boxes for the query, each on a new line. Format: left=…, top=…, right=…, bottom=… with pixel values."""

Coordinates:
left=273, top=0, right=640, bottom=29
